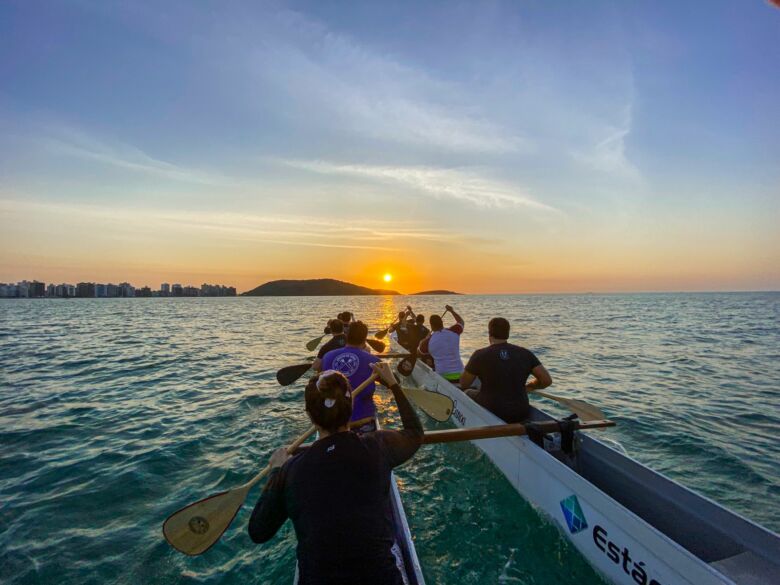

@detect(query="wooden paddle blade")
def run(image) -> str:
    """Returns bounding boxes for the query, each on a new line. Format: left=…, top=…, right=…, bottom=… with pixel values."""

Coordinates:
left=366, top=338, right=386, bottom=352
left=401, top=386, right=453, bottom=422
left=533, top=390, right=606, bottom=422
left=305, top=335, right=325, bottom=352
left=374, top=328, right=389, bottom=339
left=276, top=363, right=312, bottom=386
left=163, top=483, right=251, bottom=556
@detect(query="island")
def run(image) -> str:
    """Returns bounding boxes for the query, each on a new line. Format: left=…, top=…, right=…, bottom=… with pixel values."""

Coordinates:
left=412, top=290, right=461, bottom=295
left=241, top=278, right=400, bottom=296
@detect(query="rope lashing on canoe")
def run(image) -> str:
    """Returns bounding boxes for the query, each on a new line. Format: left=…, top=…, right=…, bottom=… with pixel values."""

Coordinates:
left=526, top=414, right=579, bottom=454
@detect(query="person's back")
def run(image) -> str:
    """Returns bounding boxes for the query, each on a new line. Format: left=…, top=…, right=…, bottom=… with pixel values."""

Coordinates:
left=321, top=321, right=379, bottom=427
left=248, top=365, right=422, bottom=585
left=460, top=317, right=552, bottom=423
left=273, top=431, right=400, bottom=583
left=419, top=305, right=464, bottom=381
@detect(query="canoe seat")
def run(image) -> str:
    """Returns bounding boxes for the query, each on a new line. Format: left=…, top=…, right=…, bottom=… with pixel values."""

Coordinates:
left=709, top=550, right=779, bottom=585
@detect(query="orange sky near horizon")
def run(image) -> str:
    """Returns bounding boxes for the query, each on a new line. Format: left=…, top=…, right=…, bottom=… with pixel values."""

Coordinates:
left=1, top=195, right=777, bottom=294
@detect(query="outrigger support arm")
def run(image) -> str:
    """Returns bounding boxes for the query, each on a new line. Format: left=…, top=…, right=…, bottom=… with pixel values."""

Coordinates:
left=421, top=418, right=615, bottom=445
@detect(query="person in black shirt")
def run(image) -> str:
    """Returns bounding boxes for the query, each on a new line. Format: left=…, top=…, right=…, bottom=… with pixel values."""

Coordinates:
left=388, top=308, right=413, bottom=349
left=459, top=317, right=552, bottom=423
left=412, top=314, right=429, bottom=344
left=313, top=319, right=347, bottom=372
left=248, top=362, right=423, bottom=585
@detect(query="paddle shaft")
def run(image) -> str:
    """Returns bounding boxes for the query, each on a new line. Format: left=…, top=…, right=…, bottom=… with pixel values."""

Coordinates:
left=422, top=419, right=615, bottom=444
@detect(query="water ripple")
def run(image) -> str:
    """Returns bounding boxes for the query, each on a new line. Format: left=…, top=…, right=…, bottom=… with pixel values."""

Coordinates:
left=1, top=293, right=778, bottom=584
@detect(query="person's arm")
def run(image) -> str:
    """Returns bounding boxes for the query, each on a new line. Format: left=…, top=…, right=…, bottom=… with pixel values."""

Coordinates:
left=445, top=305, right=464, bottom=326
left=460, top=351, right=480, bottom=390
left=248, top=449, right=291, bottom=543
left=526, top=365, right=552, bottom=392
left=312, top=357, right=323, bottom=372
left=460, top=370, right=477, bottom=390
left=406, top=306, right=416, bottom=319
left=417, top=334, right=431, bottom=356
left=370, top=362, right=422, bottom=467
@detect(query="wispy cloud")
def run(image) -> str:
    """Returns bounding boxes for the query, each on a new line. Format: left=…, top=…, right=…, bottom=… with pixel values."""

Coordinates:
left=41, top=126, right=232, bottom=186
left=571, top=105, right=640, bottom=180
left=0, top=198, right=474, bottom=252
left=277, top=159, right=557, bottom=211
left=206, top=8, right=527, bottom=155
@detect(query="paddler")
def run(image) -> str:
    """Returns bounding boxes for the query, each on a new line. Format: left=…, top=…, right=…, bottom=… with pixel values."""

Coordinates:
left=338, top=311, right=353, bottom=335
left=248, top=362, right=422, bottom=585
left=417, top=304, right=465, bottom=382
left=388, top=308, right=414, bottom=350
left=459, top=317, right=552, bottom=423
left=320, top=320, right=380, bottom=432
left=312, top=319, right=346, bottom=372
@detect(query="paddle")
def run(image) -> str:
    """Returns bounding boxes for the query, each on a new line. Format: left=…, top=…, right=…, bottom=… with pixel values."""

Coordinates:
left=400, top=386, right=453, bottom=422
left=375, top=312, right=404, bottom=340
left=366, top=338, right=386, bottom=352
left=528, top=389, right=607, bottom=422
left=305, top=334, right=327, bottom=352
left=163, top=375, right=378, bottom=556
left=422, top=418, right=615, bottom=444
left=277, top=353, right=412, bottom=386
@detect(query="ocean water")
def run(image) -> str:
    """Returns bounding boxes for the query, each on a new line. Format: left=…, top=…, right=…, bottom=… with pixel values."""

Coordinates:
left=1, top=293, right=778, bottom=584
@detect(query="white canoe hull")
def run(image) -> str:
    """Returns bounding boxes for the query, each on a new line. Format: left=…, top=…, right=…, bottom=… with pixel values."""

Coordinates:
left=395, top=343, right=779, bottom=585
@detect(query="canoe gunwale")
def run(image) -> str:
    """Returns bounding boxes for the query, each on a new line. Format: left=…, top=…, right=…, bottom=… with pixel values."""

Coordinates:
left=392, top=339, right=779, bottom=585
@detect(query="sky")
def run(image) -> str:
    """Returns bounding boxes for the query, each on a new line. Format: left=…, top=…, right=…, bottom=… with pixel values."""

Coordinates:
left=1, top=0, right=778, bottom=294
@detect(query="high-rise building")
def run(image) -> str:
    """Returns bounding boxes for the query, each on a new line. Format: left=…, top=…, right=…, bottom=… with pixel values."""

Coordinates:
left=76, top=282, right=96, bottom=298
left=28, top=281, right=45, bottom=298
left=161, top=283, right=170, bottom=297
left=172, top=284, right=183, bottom=297
left=0, top=283, right=16, bottom=297
left=119, top=282, right=135, bottom=297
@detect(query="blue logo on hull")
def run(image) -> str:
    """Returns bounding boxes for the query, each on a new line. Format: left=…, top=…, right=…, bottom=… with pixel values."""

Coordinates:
left=560, top=495, right=588, bottom=534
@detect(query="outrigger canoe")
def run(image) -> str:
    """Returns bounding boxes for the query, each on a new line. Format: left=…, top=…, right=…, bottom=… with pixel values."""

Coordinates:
left=391, top=340, right=779, bottom=585
left=294, top=417, right=425, bottom=585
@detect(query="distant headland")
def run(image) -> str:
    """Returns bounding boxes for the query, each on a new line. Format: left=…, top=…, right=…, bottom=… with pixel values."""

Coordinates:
left=412, top=290, right=461, bottom=295
left=242, top=279, right=400, bottom=296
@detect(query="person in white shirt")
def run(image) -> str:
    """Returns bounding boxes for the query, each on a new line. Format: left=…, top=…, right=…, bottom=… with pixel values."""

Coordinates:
left=417, top=304, right=465, bottom=382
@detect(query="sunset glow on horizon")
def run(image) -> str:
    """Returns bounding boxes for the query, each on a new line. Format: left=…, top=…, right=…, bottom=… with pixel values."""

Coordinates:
left=1, top=2, right=778, bottom=294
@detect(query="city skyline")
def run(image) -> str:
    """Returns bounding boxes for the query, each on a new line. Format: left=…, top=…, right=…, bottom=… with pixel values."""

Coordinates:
left=0, top=279, right=237, bottom=298
left=1, top=2, right=779, bottom=294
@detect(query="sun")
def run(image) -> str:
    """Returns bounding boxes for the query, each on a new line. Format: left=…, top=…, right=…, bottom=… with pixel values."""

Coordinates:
left=383, top=273, right=393, bottom=283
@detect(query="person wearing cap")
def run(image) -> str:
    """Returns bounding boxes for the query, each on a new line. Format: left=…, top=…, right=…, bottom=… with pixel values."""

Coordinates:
left=248, top=362, right=423, bottom=585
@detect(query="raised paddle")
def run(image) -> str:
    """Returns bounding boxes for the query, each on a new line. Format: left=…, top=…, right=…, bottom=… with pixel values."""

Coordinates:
left=276, top=353, right=412, bottom=386
left=421, top=418, right=615, bottom=444
left=528, top=389, right=607, bottom=422
left=163, top=374, right=378, bottom=556
left=374, top=312, right=404, bottom=340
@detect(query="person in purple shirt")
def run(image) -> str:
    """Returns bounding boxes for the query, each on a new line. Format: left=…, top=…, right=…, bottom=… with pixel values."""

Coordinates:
left=321, top=320, right=379, bottom=432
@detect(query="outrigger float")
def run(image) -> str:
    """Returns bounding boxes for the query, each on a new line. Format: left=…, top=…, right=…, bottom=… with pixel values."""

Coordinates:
left=391, top=339, right=780, bottom=585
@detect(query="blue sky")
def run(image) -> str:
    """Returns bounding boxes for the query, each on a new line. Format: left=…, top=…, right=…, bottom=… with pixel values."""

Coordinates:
left=1, top=1, right=778, bottom=292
